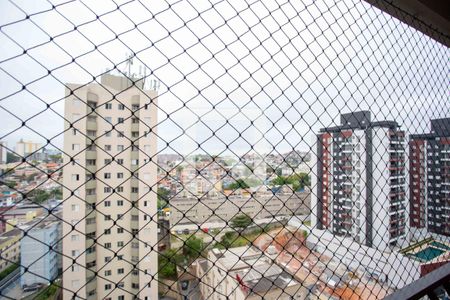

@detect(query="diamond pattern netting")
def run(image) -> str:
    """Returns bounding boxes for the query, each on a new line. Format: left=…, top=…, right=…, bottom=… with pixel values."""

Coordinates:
left=0, top=0, right=449, bottom=299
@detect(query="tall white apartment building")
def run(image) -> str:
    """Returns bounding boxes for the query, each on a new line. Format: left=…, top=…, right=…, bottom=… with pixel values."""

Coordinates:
left=0, top=141, right=7, bottom=164
left=62, top=74, right=158, bottom=300
left=312, top=111, right=408, bottom=250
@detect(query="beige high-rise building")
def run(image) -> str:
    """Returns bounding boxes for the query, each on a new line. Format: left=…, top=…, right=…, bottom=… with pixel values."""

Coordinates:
left=15, top=139, right=40, bottom=157
left=62, top=74, right=158, bottom=300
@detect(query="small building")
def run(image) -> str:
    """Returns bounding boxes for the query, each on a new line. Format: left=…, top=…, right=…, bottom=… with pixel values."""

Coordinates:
left=0, top=228, right=22, bottom=274
left=20, top=217, right=61, bottom=288
left=196, top=246, right=306, bottom=299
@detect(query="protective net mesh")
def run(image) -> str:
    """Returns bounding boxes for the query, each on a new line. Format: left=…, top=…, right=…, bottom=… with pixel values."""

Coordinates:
left=0, top=0, right=449, bottom=299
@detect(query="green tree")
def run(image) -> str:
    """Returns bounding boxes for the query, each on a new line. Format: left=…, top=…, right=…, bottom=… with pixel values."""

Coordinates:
left=227, top=179, right=250, bottom=190
left=30, top=189, right=50, bottom=204
left=183, top=236, right=204, bottom=261
left=6, top=152, right=20, bottom=163
left=272, top=176, right=288, bottom=185
left=158, top=249, right=182, bottom=279
left=157, top=187, right=170, bottom=210
left=50, top=187, right=63, bottom=200
left=230, top=214, right=253, bottom=231
left=271, top=173, right=310, bottom=191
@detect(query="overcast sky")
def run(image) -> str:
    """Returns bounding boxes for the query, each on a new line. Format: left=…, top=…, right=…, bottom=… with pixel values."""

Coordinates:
left=0, top=0, right=448, bottom=157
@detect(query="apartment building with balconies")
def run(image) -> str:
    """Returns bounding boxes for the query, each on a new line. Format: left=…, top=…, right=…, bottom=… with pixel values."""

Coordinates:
left=409, top=118, right=450, bottom=237
left=62, top=73, right=158, bottom=300
left=313, top=111, right=408, bottom=250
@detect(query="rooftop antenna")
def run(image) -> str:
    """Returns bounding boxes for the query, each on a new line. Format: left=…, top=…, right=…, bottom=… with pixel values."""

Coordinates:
left=143, top=67, right=146, bottom=81
left=125, top=53, right=134, bottom=77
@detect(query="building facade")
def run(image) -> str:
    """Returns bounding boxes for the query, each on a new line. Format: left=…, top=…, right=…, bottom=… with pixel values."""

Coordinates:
left=20, top=219, right=61, bottom=287
left=196, top=246, right=305, bottom=300
left=0, top=141, right=7, bottom=164
left=15, top=139, right=41, bottom=157
left=0, top=229, right=21, bottom=274
left=62, top=74, right=158, bottom=300
left=409, top=118, right=450, bottom=237
left=313, top=111, right=408, bottom=249
left=169, top=189, right=311, bottom=226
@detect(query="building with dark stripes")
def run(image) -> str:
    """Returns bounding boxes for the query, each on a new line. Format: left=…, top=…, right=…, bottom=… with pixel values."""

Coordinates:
left=313, top=111, right=408, bottom=250
left=409, top=118, right=450, bottom=237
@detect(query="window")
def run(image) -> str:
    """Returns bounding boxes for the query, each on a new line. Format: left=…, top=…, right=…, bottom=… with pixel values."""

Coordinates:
left=131, top=187, right=139, bottom=193
left=144, top=145, right=151, bottom=152
left=71, top=204, right=79, bottom=212
left=104, top=145, right=111, bottom=151
left=118, top=117, right=124, bottom=123
left=104, top=229, right=111, bottom=235
left=72, top=174, right=80, bottom=181
left=118, top=104, right=125, bottom=110
left=104, top=242, right=111, bottom=249
left=117, top=131, right=124, bottom=137
left=117, top=241, right=124, bottom=247
left=104, top=187, right=112, bottom=193
left=117, top=145, right=124, bottom=151
left=105, top=117, right=112, bottom=123
left=104, top=158, right=111, bottom=165
left=105, top=284, right=111, bottom=290
left=117, top=200, right=123, bottom=206
left=104, top=200, right=111, bottom=207
left=105, top=130, right=111, bottom=137
left=105, top=257, right=111, bottom=262
left=117, top=214, right=123, bottom=220
left=117, top=186, right=124, bottom=192
left=117, top=172, right=123, bottom=179
left=132, top=104, right=139, bottom=110
left=132, top=117, right=139, bottom=123
left=144, top=201, right=147, bottom=207
left=71, top=234, right=79, bottom=241
left=105, top=103, right=112, bottom=109
left=117, top=158, right=124, bottom=165
left=71, top=250, right=80, bottom=257
left=105, top=215, right=111, bottom=221
left=118, top=295, right=125, bottom=300
left=72, top=144, right=80, bottom=151
left=105, top=270, right=111, bottom=276
left=131, top=131, right=139, bottom=138
left=104, top=173, right=111, bottom=179
left=131, top=159, right=139, bottom=165
left=72, top=280, right=80, bottom=288
left=117, top=227, right=124, bottom=234
left=118, top=268, right=124, bottom=274
left=118, top=282, right=124, bottom=288
left=117, top=255, right=123, bottom=260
